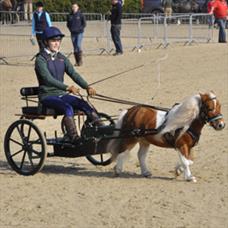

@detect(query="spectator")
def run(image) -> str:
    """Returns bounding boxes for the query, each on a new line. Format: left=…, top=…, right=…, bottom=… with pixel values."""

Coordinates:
left=23, top=0, right=33, bottom=21
left=209, top=0, right=228, bottom=43
left=110, top=0, right=123, bottom=55
left=119, top=0, right=124, bottom=6
left=67, top=3, right=86, bottom=66
left=31, top=1, right=52, bottom=50
left=162, top=0, right=173, bottom=18
left=35, top=26, right=99, bottom=144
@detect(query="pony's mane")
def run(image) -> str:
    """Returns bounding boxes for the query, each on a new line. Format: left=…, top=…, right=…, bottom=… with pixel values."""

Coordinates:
left=161, top=94, right=201, bottom=135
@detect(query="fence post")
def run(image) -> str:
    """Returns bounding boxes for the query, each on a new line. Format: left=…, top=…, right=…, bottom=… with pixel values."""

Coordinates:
left=188, top=14, right=193, bottom=44
left=208, top=14, right=213, bottom=42
left=105, top=17, right=113, bottom=54
left=136, top=18, right=143, bottom=51
left=163, top=16, right=169, bottom=48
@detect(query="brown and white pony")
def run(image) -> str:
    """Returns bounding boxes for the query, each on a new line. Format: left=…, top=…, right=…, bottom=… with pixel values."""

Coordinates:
left=107, top=92, right=225, bottom=182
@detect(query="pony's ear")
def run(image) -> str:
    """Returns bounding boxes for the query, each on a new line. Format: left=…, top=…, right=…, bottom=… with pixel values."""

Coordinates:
left=199, top=92, right=207, bottom=102
left=210, top=90, right=215, bottom=94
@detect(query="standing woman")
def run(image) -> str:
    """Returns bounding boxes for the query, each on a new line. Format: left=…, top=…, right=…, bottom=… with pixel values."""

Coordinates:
left=67, top=3, right=86, bottom=66
left=110, top=0, right=123, bottom=55
left=31, top=1, right=52, bottom=50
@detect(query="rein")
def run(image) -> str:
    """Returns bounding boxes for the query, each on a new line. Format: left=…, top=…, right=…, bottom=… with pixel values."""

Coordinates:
left=91, top=94, right=170, bottom=112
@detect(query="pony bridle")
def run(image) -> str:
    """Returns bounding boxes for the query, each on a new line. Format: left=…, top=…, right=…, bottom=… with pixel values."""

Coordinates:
left=200, top=96, right=224, bottom=128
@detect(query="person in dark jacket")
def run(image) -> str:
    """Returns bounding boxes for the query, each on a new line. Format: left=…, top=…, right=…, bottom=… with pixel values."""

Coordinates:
left=35, top=26, right=99, bottom=144
left=67, top=3, right=86, bottom=66
left=31, top=1, right=52, bottom=50
left=110, top=0, right=123, bottom=55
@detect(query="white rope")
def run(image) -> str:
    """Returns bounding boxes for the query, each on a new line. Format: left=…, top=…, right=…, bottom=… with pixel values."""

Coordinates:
left=151, top=53, right=168, bottom=100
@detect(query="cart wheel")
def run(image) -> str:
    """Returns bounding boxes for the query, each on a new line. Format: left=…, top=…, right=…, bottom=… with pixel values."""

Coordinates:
left=4, top=119, right=46, bottom=175
left=86, top=152, right=113, bottom=166
left=82, top=113, right=115, bottom=166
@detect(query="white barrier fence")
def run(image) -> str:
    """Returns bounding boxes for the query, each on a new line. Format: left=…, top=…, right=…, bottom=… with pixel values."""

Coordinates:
left=0, top=12, right=220, bottom=63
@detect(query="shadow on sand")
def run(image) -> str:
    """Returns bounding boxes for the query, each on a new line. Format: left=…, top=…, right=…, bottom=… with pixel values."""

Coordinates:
left=1, top=159, right=175, bottom=181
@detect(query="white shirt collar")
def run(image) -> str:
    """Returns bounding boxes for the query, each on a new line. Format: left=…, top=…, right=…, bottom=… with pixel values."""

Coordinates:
left=44, top=48, right=59, bottom=60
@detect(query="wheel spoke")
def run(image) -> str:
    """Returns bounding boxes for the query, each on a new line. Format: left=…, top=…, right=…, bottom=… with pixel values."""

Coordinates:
left=20, top=151, right=26, bottom=169
left=100, top=154, right=104, bottom=163
left=30, top=138, right=41, bottom=145
left=27, top=125, right=32, bottom=141
left=9, top=137, right=23, bottom=146
left=16, top=125, right=26, bottom=144
left=30, top=149, right=41, bottom=159
left=10, top=148, right=24, bottom=158
left=27, top=152, right=34, bottom=169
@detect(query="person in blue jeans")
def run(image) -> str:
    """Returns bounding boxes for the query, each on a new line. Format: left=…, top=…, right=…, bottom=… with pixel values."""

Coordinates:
left=35, top=26, right=100, bottom=144
left=209, top=0, right=228, bottom=43
left=110, top=0, right=123, bottom=55
left=67, top=3, right=86, bottom=66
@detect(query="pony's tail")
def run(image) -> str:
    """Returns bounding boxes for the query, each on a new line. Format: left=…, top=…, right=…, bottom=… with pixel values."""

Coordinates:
left=107, top=110, right=128, bottom=162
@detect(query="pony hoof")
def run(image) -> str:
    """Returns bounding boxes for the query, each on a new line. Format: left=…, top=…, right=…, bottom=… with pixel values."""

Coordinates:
left=186, top=176, right=197, bottom=183
left=113, top=166, right=121, bottom=177
left=191, top=176, right=197, bottom=183
left=113, top=172, right=120, bottom=177
left=142, top=171, right=152, bottom=178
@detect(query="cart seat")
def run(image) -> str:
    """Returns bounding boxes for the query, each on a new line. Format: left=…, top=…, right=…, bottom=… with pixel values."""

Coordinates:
left=21, top=106, right=65, bottom=116
left=20, top=87, right=39, bottom=96
left=20, top=87, right=83, bottom=117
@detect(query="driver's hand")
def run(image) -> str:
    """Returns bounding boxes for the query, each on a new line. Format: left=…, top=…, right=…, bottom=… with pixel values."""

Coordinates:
left=87, top=87, right=96, bottom=96
left=67, top=85, right=80, bottom=95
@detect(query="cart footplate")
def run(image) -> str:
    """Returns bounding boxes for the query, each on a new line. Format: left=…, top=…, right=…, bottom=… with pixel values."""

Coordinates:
left=53, top=138, right=108, bottom=158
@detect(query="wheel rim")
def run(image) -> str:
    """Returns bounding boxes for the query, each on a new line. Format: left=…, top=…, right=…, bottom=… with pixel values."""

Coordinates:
left=4, top=120, right=46, bottom=175
left=86, top=150, right=112, bottom=166
left=83, top=113, right=114, bottom=166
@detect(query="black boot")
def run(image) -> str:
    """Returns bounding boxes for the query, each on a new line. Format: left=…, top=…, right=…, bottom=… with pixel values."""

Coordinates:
left=77, top=51, right=83, bottom=66
left=87, top=112, right=103, bottom=126
left=73, top=52, right=79, bottom=66
left=63, top=116, right=81, bottom=144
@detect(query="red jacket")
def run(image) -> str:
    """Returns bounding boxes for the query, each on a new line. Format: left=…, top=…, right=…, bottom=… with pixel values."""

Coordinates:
left=211, top=0, right=228, bottom=18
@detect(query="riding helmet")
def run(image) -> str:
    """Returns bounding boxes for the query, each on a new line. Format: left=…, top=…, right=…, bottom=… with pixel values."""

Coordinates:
left=43, top=27, right=65, bottom=40
left=36, top=1, right=44, bottom=7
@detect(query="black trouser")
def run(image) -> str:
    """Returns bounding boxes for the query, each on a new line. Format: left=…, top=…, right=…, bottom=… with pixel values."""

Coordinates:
left=111, top=24, right=123, bottom=53
left=36, top=33, right=45, bottom=51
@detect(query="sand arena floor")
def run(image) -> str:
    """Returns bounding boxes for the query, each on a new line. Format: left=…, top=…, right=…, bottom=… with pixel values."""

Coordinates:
left=0, top=22, right=228, bottom=227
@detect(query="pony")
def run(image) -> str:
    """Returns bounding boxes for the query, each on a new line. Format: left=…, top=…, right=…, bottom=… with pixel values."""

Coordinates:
left=106, top=92, right=225, bottom=182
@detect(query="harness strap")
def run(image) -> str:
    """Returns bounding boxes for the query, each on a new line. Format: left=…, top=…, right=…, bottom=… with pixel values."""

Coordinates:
left=187, top=128, right=200, bottom=147
left=92, top=94, right=170, bottom=112
left=207, top=114, right=223, bottom=123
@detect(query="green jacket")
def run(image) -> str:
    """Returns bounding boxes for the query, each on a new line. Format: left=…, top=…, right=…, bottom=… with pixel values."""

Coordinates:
left=35, top=51, right=89, bottom=101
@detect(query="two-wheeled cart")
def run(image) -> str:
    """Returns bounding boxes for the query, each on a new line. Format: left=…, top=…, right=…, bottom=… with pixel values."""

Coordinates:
left=4, top=87, right=116, bottom=175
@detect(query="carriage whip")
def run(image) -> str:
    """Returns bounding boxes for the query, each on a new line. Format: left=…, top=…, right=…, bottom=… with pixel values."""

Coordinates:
left=151, top=54, right=168, bottom=100
left=88, top=64, right=147, bottom=86
left=88, top=54, right=168, bottom=101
